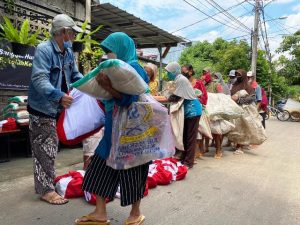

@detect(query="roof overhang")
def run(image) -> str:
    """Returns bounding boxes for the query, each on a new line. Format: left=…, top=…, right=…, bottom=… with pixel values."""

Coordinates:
left=91, top=3, right=186, bottom=48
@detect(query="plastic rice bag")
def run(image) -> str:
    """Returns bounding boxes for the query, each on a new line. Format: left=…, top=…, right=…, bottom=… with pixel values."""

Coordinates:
left=71, top=59, right=148, bottom=99
left=57, top=89, right=105, bottom=145
left=107, top=94, right=175, bottom=170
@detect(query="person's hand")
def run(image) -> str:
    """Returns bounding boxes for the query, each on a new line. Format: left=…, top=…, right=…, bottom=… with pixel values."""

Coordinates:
left=96, top=71, right=112, bottom=90
left=60, top=94, right=73, bottom=108
left=231, top=95, right=238, bottom=102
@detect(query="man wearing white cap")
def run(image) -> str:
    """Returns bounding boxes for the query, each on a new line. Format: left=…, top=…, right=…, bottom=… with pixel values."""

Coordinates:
left=227, top=69, right=236, bottom=91
left=28, top=14, right=83, bottom=205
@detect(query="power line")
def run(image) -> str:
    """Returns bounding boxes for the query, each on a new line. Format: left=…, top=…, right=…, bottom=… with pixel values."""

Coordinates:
left=204, top=0, right=251, bottom=32
left=181, top=0, right=251, bottom=34
left=268, top=24, right=300, bottom=35
left=171, top=0, right=248, bottom=34
left=207, top=10, right=253, bottom=41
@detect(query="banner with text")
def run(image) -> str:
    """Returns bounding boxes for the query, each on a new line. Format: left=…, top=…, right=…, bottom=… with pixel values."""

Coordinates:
left=0, top=41, right=35, bottom=90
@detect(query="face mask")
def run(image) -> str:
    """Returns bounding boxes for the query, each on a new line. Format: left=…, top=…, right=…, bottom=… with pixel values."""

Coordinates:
left=64, top=41, right=72, bottom=49
left=167, top=71, right=176, bottom=81
left=230, top=78, right=237, bottom=84
left=182, top=72, right=190, bottom=78
left=236, top=77, right=243, bottom=83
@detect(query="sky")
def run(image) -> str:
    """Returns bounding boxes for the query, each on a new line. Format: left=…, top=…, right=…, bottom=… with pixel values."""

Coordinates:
left=99, top=0, right=300, bottom=61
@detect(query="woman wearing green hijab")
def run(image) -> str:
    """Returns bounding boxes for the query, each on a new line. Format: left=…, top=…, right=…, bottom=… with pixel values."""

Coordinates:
left=75, top=32, right=148, bottom=225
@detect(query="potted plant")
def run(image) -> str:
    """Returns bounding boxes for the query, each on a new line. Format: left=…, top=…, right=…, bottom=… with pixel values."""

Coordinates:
left=0, top=16, right=41, bottom=55
left=73, top=20, right=102, bottom=53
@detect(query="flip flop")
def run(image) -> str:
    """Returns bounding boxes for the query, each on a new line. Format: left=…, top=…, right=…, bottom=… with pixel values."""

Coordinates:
left=124, top=215, right=145, bottom=225
left=75, top=215, right=110, bottom=225
left=40, top=192, right=69, bottom=205
left=214, top=153, right=222, bottom=159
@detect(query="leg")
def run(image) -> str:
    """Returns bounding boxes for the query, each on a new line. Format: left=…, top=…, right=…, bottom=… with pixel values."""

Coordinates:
left=121, top=164, right=149, bottom=224
left=260, top=112, right=266, bottom=129
left=195, top=139, right=202, bottom=158
left=126, top=200, right=142, bottom=224
left=214, top=134, right=222, bottom=159
left=182, top=116, right=201, bottom=168
left=234, top=144, right=244, bottom=155
left=204, top=137, right=210, bottom=153
left=29, top=115, right=68, bottom=204
left=75, top=196, right=108, bottom=223
left=29, top=115, right=56, bottom=195
left=82, top=129, right=104, bottom=170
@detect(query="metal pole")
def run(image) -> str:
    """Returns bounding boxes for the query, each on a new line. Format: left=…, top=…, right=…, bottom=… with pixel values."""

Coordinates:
left=251, top=0, right=260, bottom=79
left=158, top=46, right=163, bottom=92
left=86, top=0, right=91, bottom=23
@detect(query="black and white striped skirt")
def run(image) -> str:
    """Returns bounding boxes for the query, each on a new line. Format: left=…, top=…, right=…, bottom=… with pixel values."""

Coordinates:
left=82, top=154, right=149, bottom=206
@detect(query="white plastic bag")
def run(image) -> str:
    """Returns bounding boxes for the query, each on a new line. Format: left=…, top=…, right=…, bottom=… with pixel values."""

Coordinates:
left=57, top=89, right=105, bottom=144
left=107, top=94, right=175, bottom=170
left=71, top=59, right=148, bottom=99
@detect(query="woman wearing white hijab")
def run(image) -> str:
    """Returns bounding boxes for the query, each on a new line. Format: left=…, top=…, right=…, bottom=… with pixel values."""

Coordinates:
left=166, top=62, right=202, bottom=168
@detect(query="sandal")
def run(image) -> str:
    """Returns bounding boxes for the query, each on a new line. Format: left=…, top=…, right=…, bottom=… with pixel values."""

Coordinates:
left=40, top=192, right=69, bottom=205
left=124, top=215, right=145, bottom=225
left=233, top=149, right=244, bottom=155
left=214, top=153, right=222, bottom=159
left=75, top=215, right=110, bottom=225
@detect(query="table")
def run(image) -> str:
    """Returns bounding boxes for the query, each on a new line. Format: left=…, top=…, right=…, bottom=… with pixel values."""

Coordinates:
left=0, top=129, right=21, bottom=163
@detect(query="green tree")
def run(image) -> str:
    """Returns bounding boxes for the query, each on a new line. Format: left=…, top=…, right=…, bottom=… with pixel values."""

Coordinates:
left=179, top=38, right=288, bottom=99
left=179, top=38, right=250, bottom=77
left=276, top=30, right=300, bottom=85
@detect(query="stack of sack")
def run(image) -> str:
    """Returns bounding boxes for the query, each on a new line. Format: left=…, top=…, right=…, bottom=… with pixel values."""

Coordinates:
left=54, top=158, right=188, bottom=205
left=2, top=96, right=29, bottom=125
left=0, top=118, right=18, bottom=132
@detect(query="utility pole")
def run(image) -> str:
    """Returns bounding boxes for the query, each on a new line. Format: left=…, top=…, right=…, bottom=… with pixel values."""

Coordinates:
left=85, top=0, right=92, bottom=73
left=251, top=0, right=260, bottom=79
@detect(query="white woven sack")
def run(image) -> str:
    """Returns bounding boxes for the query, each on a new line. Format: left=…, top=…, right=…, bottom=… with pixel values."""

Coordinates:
left=71, top=59, right=148, bottom=99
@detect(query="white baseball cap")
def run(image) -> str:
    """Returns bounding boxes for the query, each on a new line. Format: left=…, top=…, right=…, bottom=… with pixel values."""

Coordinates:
left=247, top=71, right=253, bottom=77
left=51, top=14, right=83, bottom=34
left=228, top=70, right=236, bottom=77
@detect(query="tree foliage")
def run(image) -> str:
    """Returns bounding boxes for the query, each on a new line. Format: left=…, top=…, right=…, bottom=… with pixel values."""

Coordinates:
left=276, top=30, right=300, bottom=85
left=179, top=38, right=289, bottom=99
left=179, top=38, right=251, bottom=78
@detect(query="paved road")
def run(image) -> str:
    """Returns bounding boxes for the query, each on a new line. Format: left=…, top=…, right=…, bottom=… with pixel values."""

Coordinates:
left=0, top=118, right=299, bottom=225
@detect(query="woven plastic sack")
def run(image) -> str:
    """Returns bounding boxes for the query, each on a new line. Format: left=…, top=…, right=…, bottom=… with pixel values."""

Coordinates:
left=198, top=110, right=212, bottom=139
left=8, top=96, right=27, bottom=105
left=107, top=94, right=175, bottom=170
left=57, top=89, right=105, bottom=145
left=228, top=103, right=266, bottom=145
left=160, top=81, right=176, bottom=98
left=3, top=103, right=27, bottom=113
left=4, top=110, right=29, bottom=120
left=206, top=93, right=243, bottom=120
left=170, top=99, right=185, bottom=150
left=71, top=59, right=148, bottom=99
left=210, top=119, right=235, bottom=135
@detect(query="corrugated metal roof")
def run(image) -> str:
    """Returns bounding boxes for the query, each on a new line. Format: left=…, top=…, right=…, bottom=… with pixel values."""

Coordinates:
left=92, top=3, right=186, bottom=48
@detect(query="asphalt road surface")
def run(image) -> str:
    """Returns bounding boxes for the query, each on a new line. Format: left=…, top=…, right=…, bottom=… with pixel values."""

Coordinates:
left=0, top=118, right=299, bottom=225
